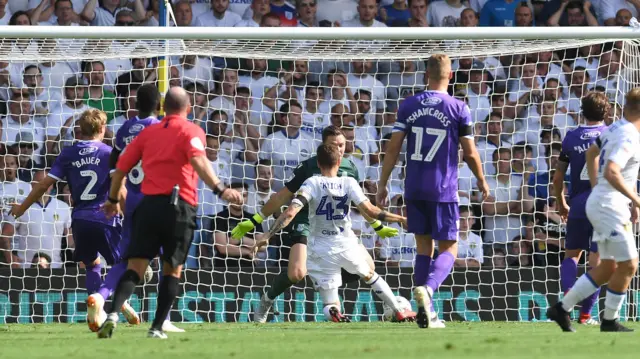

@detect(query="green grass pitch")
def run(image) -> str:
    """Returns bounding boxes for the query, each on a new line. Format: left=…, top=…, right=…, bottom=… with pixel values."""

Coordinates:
left=3, top=322, right=640, bottom=359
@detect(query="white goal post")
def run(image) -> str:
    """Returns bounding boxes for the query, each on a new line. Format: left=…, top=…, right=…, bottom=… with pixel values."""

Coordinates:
left=0, top=26, right=640, bottom=324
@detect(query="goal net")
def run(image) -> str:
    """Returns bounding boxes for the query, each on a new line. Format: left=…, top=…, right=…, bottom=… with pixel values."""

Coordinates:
left=1, top=26, right=639, bottom=324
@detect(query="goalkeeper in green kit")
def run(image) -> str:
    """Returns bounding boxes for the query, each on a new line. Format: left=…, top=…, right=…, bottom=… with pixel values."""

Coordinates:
left=231, top=125, right=401, bottom=322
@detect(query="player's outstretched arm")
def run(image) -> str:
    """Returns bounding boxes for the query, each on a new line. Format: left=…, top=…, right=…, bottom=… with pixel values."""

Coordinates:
left=253, top=199, right=304, bottom=254
left=377, top=131, right=404, bottom=207
left=10, top=176, right=57, bottom=218
left=357, top=200, right=406, bottom=226
left=460, top=136, right=489, bottom=200
left=585, top=144, right=600, bottom=188
left=230, top=186, right=295, bottom=240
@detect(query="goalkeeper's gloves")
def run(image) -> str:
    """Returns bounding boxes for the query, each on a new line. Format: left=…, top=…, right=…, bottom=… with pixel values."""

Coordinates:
left=370, top=220, right=398, bottom=238
left=231, top=212, right=264, bottom=240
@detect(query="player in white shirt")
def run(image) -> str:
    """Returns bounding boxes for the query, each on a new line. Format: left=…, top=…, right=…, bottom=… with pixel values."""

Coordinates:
left=254, top=143, right=415, bottom=322
left=3, top=169, right=72, bottom=268
left=548, top=88, right=640, bottom=333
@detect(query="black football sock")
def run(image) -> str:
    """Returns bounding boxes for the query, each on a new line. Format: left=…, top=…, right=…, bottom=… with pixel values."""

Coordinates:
left=266, top=271, right=297, bottom=300
left=151, top=275, right=180, bottom=331
left=341, top=268, right=361, bottom=284
left=109, top=269, right=141, bottom=315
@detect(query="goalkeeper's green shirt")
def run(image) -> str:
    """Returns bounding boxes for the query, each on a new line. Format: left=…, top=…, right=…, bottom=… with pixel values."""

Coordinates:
left=283, top=156, right=360, bottom=238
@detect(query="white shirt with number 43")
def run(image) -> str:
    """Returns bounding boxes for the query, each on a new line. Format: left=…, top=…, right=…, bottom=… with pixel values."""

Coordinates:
left=295, top=175, right=368, bottom=256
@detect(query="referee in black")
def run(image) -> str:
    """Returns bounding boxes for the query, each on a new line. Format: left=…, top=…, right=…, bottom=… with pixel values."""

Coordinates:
left=99, top=87, right=242, bottom=339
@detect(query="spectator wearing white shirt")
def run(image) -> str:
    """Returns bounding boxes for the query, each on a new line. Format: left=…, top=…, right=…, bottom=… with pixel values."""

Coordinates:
left=235, top=0, right=269, bottom=26
left=507, top=59, right=543, bottom=119
left=39, top=61, right=76, bottom=99
left=209, top=67, right=239, bottom=126
left=455, top=205, right=483, bottom=268
left=427, top=0, right=465, bottom=27
left=299, top=82, right=330, bottom=143
left=295, top=0, right=317, bottom=26
left=81, top=0, right=145, bottom=26
left=600, top=0, right=638, bottom=26
left=0, top=0, right=11, bottom=25
left=247, top=159, right=276, bottom=214
left=348, top=59, right=385, bottom=113
left=2, top=169, right=72, bottom=269
left=23, top=65, right=62, bottom=118
left=178, top=55, right=215, bottom=93
left=482, top=147, right=534, bottom=245
left=324, top=69, right=357, bottom=113
left=11, top=132, right=39, bottom=183
left=259, top=100, right=314, bottom=190
left=342, top=0, right=386, bottom=27
left=195, top=0, right=242, bottom=26
left=238, top=57, right=279, bottom=120
left=565, top=65, right=590, bottom=121
left=1, top=92, right=46, bottom=166
left=172, top=0, right=193, bottom=25
left=476, top=112, right=510, bottom=177
left=466, top=60, right=492, bottom=124
left=379, top=60, right=425, bottom=105
left=353, top=89, right=379, bottom=165
left=173, top=0, right=208, bottom=20
left=45, top=76, right=90, bottom=157
left=594, top=48, right=629, bottom=106
left=30, top=0, right=84, bottom=26
left=0, top=154, right=34, bottom=267
left=379, top=197, right=416, bottom=268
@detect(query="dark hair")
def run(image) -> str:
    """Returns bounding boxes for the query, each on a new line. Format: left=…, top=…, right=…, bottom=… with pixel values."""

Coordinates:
left=492, top=147, right=511, bottom=162
left=31, top=252, right=52, bottom=265
left=278, top=99, right=302, bottom=114
left=137, top=84, right=161, bottom=114
left=566, top=1, right=583, bottom=12
left=545, top=142, right=563, bottom=157
left=305, top=82, right=323, bottom=96
left=258, top=159, right=272, bottom=167
left=23, top=64, right=40, bottom=75
left=485, top=111, right=503, bottom=122
left=321, top=125, right=345, bottom=143
left=209, top=109, right=228, bottom=121
left=581, top=91, right=610, bottom=123
left=316, top=144, right=342, bottom=169
left=459, top=205, right=472, bottom=215
left=356, top=89, right=372, bottom=101
left=55, top=0, right=73, bottom=10
left=236, top=86, right=251, bottom=97
left=230, top=182, right=248, bottom=190
left=9, top=11, right=31, bottom=25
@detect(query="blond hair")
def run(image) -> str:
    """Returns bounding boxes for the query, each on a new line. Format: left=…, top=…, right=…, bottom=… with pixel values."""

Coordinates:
left=624, top=87, right=640, bottom=118
left=426, top=54, right=452, bottom=81
left=77, top=108, right=106, bottom=137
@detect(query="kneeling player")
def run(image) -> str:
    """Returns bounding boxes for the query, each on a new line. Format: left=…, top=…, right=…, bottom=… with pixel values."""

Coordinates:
left=255, top=144, right=415, bottom=322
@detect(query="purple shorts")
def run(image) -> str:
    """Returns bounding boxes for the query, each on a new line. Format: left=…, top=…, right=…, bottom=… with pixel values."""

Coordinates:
left=72, top=219, right=123, bottom=265
left=565, top=217, right=597, bottom=252
left=406, top=200, right=459, bottom=240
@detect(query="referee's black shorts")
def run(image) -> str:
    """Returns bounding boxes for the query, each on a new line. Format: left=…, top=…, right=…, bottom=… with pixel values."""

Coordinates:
left=125, top=195, right=197, bottom=268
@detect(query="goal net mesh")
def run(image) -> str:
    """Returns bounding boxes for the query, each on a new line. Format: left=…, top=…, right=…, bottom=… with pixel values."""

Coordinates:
left=1, top=35, right=639, bottom=324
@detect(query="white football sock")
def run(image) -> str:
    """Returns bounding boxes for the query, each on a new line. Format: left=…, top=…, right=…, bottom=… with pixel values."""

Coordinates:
left=562, top=274, right=599, bottom=312
left=366, top=273, right=401, bottom=312
left=603, top=288, right=625, bottom=320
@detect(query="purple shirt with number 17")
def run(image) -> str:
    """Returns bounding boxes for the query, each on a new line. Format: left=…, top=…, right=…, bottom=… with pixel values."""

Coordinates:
left=392, top=90, right=473, bottom=203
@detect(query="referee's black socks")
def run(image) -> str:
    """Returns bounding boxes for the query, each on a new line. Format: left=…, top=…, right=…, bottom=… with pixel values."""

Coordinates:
left=151, top=275, right=180, bottom=330
left=109, top=270, right=141, bottom=314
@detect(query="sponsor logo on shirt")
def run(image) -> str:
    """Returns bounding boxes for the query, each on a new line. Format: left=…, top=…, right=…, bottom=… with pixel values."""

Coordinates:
left=79, top=146, right=98, bottom=156
left=580, top=131, right=601, bottom=140
left=420, top=97, right=442, bottom=107
left=129, top=124, right=145, bottom=134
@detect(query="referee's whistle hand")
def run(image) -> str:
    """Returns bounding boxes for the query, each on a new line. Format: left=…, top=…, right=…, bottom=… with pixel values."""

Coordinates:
left=221, top=188, right=243, bottom=204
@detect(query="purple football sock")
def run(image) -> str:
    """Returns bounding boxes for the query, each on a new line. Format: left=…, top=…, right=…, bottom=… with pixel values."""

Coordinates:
left=85, top=264, right=103, bottom=294
left=580, top=269, right=600, bottom=316
left=413, top=254, right=432, bottom=287
left=97, top=262, right=127, bottom=301
left=425, top=251, right=455, bottom=294
left=560, top=258, right=578, bottom=294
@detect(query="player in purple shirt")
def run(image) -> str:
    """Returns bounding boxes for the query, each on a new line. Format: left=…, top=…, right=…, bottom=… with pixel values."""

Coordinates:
left=552, top=92, right=610, bottom=325
left=377, top=54, right=488, bottom=329
left=9, top=108, right=134, bottom=331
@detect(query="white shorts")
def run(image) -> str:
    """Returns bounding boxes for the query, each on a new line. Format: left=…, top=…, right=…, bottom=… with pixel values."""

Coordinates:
left=307, top=246, right=371, bottom=290
left=586, top=197, right=637, bottom=262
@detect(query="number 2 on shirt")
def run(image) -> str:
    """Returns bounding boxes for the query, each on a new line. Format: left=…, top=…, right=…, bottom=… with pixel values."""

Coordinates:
left=316, top=195, right=349, bottom=220
left=410, top=127, right=447, bottom=162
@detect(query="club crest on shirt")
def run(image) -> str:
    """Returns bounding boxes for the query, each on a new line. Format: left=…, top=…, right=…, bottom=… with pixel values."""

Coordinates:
left=18, top=189, right=23, bottom=195
left=285, top=12, right=293, bottom=20
left=53, top=213, right=59, bottom=221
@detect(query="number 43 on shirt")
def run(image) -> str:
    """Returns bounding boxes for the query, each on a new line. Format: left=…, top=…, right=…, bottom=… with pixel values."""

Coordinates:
left=315, top=195, right=349, bottom=220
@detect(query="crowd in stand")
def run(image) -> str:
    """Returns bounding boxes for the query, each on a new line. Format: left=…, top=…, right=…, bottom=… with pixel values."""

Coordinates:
left=0, top=0, right=634, bottom=272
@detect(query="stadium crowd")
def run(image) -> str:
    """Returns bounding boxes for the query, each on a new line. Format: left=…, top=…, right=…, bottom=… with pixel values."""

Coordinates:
left=0, top=0, right=634, bottom=272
